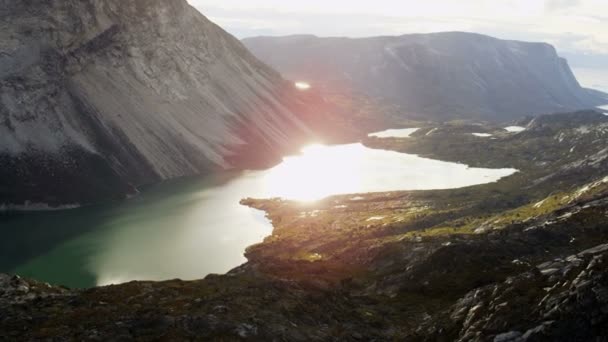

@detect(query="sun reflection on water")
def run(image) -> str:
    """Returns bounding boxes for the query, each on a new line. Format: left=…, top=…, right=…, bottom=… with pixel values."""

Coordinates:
left=264, top=143, right=371, bottom=201
left=262, top=142, right=518, bottom=202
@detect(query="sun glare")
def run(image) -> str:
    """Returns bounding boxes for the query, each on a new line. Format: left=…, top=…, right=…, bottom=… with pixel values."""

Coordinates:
left=261, top=142, right=517, bottom=203
left=263, top=143, right=364, bottom=201
left=295, top=81, right=311, bottom=90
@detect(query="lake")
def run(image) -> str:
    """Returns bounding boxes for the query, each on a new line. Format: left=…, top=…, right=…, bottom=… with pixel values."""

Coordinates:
left=0, top=142, right=517, bottom=288
left=574, top=67, right=608, bottom=94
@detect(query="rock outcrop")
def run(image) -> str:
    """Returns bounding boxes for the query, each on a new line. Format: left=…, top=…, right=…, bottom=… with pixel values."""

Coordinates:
left=0, top=0, right=314, bottom=207
left=418, top=244, right=608, bottom=341
left=243, top=33, right=608, bottom=122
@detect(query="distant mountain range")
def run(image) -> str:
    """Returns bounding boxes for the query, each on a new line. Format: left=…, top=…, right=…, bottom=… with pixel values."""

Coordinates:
left=243, top=33, right=608, bottom=122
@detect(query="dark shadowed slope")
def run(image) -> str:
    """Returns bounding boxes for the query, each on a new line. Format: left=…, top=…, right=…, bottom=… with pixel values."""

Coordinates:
left=243, top=32, right=608, bottom=122
left=0, top=0, right=314, bottom=207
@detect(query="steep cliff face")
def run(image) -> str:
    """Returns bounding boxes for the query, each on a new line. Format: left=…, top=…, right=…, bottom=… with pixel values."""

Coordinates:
left=0, top=0, right=311, bottom=207
left=243, top=32, right=608, bottom=122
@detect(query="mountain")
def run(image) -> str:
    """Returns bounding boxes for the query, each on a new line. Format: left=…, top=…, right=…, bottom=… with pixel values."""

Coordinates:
left=0, top=0, right=316, bottom=208
left=243, top=32, right=608, bottom=122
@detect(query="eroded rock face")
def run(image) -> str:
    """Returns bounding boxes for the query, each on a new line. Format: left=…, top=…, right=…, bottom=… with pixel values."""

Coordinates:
left=243, top=33, right=608, bottom=122
left=0, top=0, right=310, bottom=206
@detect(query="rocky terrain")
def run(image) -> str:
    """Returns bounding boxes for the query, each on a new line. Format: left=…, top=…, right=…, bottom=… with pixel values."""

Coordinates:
left=2, top=111, right=608, bottom=340
left=1, top=0, right=360, bottom=208
left=243, top=33, right=608, bottom=122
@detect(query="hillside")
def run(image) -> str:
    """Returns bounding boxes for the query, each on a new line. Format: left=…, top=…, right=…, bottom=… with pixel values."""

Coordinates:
left=0, top=0, right=316, bottom=208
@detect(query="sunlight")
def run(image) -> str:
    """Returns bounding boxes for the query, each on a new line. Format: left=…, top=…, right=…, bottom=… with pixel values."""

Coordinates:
left=262, top=143, right=517, bottom=202
left=263, top=143, right=365, bottom=201
left=295, top=81, right=311, bottom=90
left=505, top=126, right=526, bottom=133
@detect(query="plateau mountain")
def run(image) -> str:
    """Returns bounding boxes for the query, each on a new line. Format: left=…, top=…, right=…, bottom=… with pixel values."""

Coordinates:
left=243, top=33, right=608, bottom=122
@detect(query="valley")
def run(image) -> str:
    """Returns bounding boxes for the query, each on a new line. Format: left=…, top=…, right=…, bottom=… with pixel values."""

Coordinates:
left=1, top=140, right=514, bottom=288
left=3, top=111, right=608, bottom=340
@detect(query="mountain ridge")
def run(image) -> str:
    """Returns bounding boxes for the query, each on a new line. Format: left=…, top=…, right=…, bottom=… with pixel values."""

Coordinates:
left=243, top=32, right=607, bottom=122
left=0, top=0, right=315, bottom=207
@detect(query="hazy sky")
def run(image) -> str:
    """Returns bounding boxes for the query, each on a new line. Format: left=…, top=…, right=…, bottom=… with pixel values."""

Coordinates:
left=188, top=0, right=608, bottom=66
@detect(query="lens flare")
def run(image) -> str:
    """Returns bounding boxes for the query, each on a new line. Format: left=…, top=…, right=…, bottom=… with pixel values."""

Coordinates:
left=295, top=82, right=311, bottom=90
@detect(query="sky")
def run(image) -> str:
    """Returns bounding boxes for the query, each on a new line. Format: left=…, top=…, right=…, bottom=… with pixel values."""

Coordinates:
left=188, top=0, right=608, bottom=68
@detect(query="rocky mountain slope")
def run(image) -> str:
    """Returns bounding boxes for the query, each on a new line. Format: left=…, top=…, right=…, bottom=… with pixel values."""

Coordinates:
left=243, top=33, right=608, bottom=122
left=0, top=0, right=322, bottom=208
left=2, top=111, right=608, bottom=340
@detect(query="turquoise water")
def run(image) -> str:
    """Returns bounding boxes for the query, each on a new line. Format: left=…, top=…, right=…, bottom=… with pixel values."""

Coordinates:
left=0, top=143, right=517, bottom=288
left=1, top=173, right=272, bottom=288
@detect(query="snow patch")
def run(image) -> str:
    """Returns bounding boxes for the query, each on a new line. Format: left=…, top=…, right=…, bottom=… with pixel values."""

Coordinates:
left=575, top=126, right=592, bottom=134
left=368, top=128, right=419, bottom=138
left=505, top=126, right=526, bottom=133
left=472, top=133, right=492, bottom=137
